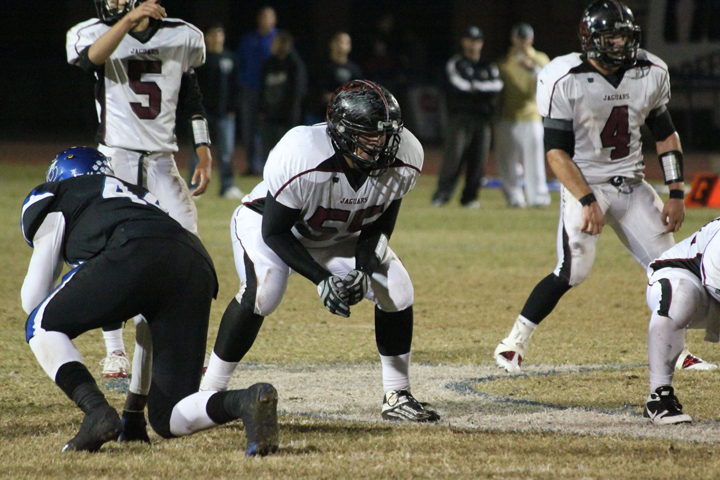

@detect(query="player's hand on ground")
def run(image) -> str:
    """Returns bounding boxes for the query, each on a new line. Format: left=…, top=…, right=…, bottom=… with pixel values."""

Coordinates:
left=317, top=275, right=350, bottom=317
left=662, top=197, right=685, bottom=233
left=125, top=0, right=166, bottom=24
left=191, top=146, right=212, bottom=196
left=580, top=202, right=604, bottom=235
left=343, top=270, right=370, bottom=306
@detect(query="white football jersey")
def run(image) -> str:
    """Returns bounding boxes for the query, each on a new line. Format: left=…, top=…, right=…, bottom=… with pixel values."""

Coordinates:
left=537, top=50, right=670, bottom=184
left=67, top=18, right=205, bottom=153
left=649, top=217, right=720, bottom=300
left=243, top=124, right=423, bottom=248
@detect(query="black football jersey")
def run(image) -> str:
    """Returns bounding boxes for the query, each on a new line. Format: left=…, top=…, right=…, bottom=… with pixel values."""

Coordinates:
left=21, top=175, right=212, bottom=268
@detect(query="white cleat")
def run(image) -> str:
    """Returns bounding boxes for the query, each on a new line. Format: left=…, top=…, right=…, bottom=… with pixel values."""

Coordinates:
left=494, top=342, right=523, bottom=373
left=99, top=350, right=130, bottom=378
left=675, top=349, right=718, bottom=371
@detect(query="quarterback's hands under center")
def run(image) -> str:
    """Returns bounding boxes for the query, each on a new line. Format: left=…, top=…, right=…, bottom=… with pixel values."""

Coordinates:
left=662, top=197, right=685, bottom=233
left=191, top=146, right=212, bottom=196
left=580, top=202, right=604, bottom=235
left=125, top=0, right=166, bottom=24
left=317, top=275, right=350, bottom=317
left=344, top=270, right=370, bottom=306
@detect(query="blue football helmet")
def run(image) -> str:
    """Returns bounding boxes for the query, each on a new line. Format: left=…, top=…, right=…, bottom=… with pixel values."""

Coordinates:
left=46, top=147, right=114, bottom=182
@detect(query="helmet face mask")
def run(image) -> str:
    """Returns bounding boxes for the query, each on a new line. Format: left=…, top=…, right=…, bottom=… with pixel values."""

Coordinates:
left=46, top=147, right=114, bottom=182
left=579, top=0, right=641, bottom=69
left=94, top=0, right=136, bottom=23
left=327, top=80, right=403, bottom=176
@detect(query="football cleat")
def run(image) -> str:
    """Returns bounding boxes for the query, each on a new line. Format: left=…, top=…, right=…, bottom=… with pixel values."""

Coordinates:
left=222, top=186, right=244, bottom=200
left=494, top=348, right=523, bottom=374
left=99, top=350, right=130, bottom=378
left=675, top=349, right=718, bottom=371
left=381, top=390, right=440, bottom=422
left=643, top=386, right=692, bottom=425
left=62, top=405, right=122, bottom=452
left=119, top=411, right=151, bottom=443
left=240, top=383, right=279, bottom=457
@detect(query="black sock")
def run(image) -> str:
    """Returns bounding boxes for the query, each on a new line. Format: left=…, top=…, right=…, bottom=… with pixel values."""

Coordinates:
left=55, top=362, right=109, bottom=413
left=212, top=298, right=264, bottom=362
left=520, top=273, right=572, bottom=325
left=375, top=306, right=413, bottom=356
left=205, top=390, right=254, bottom=425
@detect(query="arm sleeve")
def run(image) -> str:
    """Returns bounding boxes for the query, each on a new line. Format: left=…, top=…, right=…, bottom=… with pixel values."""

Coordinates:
left=66, top=21, right=100, bottom=66
left=261, top=194, right=331, bottom=285
left=536, top=67, right=573, bottom=120
left=446, top=57, right=473, bottom=92
left=543, top=117, right=575, bottom=156
left=355, top=199, right=401, bottom=274
left=178, top=69, right=207, bottom=119
left=21, top=212, right=66, bottom=314
left=77, top=46, right=103, bottom=74
left=645, top=106, right=677, bottom=142
left=471, top=64, right=504, bottom=92
left=187, top=28, right=206, bottom=70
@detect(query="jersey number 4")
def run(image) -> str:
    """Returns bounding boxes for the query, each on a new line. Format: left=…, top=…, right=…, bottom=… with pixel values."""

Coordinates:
left=600, top=105, right=630, bottom=160
left=102, top=177, right=167, bottom=212
left=128, top=60, right=162, bottom=120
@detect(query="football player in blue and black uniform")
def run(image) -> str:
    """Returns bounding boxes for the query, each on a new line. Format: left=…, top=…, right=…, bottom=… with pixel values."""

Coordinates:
left=21, top=147, right=278, bottom=455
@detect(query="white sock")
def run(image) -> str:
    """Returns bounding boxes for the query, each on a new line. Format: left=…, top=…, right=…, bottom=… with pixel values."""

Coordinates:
left=169, top=391, right=217, bottom=436
left=648, top=312, right=685, bottom=392
left=503, top=316, right=537, bottom=353
left=29, top=331, right=84, bottom=380
left=199, top=352, right=238, bottom=391
left=103, top=328, right=125, bottom=355
left=380, top=352, right=411, bottom=392
left=129, top=315, right=152, bottom=396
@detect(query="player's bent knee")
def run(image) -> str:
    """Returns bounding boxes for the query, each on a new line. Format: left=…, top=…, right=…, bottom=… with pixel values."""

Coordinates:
left=147, top=409, right=175, bottom=439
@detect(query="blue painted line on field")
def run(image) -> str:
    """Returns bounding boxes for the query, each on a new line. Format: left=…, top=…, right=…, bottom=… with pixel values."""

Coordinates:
left=446, top=363, right=648, bottom=418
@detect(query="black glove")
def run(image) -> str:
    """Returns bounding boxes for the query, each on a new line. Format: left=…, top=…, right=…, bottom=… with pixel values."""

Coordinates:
left=344, top=270, right=370, bottom=306
left=317, top=275, right=350, bottom=317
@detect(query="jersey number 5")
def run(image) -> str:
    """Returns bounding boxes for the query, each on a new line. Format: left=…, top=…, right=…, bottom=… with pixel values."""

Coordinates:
left=600, top=105, right=630, bottom=160
left=128, top=60, right=162, bottom=120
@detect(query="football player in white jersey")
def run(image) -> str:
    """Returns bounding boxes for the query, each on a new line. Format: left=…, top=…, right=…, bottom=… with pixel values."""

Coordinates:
left=643, top=218, right=720, bottom=424
left=200, top=80, right=439, bottom=422
left=494, top=0, right=716, bottom=373
left=65, top=0, right=214, bottom=435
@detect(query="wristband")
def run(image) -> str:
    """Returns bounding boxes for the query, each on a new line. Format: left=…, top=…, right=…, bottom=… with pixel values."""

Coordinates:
left=659, top=150, right=683, bottom=185
left=191, top=117, right=211, bottom=148
left=669, top=189, right=685, bottom=200
left=579, top=193, right=597, bottom=207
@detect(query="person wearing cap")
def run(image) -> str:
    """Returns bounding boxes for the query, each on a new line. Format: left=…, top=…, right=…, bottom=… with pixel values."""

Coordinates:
left=497, top=23, right=551, bottom=208
left=432, top=26, right=503, bottom=208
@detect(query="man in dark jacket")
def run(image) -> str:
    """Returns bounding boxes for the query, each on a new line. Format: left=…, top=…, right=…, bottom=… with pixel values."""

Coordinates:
left=259, top=30, right=307, bottom=164
left=432, top=26, right=503, bottom=208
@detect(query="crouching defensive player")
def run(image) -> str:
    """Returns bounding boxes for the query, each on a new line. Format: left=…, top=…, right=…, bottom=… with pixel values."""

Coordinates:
left=21, top=147, right=278, bottom=454
left=201, top=80, right=439, bottom=422
left=643, top=217, right=720, bottom=425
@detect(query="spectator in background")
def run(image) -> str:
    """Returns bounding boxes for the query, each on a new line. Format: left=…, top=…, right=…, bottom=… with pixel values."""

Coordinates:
left=306, top=32, right=362, bottom=125
left=496, top=23, right=551, bottom=208
left=432, top=26, right=503, bottom=208
left=189, top=25, right=243, bottom=200
left=237, top=6, right=277, bottom=175
left=259, top=30, right=308, bottom=164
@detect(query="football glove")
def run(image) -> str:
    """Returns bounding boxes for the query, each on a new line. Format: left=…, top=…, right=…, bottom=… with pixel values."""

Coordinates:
left=317, top=275, right=350, bottom=317
left=344, top=270, right=370, bottom=305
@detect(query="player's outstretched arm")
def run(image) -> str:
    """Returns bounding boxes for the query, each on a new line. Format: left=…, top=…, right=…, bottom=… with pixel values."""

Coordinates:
left=547, top=149, right=604, bottom=235
left=88, top=0, right=166, bottom=65
left=657, top=132, right=685, bottom=233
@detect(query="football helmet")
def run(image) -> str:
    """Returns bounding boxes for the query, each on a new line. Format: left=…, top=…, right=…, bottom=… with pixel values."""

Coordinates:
left=326, top=80, right=403, bottom=176
left=46, top=147, right=114, bottom=182
left=578, top=0, right=641, bottom=69
left=93, top=0, right=138, bottom=23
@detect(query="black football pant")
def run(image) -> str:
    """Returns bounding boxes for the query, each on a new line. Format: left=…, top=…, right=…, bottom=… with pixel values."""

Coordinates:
left=27, top=236, right=216, bottom=438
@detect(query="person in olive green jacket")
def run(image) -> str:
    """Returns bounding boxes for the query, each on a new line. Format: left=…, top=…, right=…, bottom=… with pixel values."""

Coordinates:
left=497, top=23, right=551, bottom=208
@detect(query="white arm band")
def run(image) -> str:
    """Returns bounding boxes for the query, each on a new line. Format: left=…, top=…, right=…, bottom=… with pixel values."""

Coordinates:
left=21, top=212, right=65, bottom=314
left=191, top=117, right=211, bottom=148
left=659, top=150, right=683, bottom=185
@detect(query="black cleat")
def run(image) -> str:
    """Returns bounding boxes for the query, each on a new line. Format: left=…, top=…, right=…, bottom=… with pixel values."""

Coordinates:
left=62, top=405, right=122, bottom=452
left=382, top=390, right=440, bottom=422
left=119, top=410, right=151, bottom=443
left=643, top=386, right=692, bottom=425
left=240, top=383, right=279, bottom=457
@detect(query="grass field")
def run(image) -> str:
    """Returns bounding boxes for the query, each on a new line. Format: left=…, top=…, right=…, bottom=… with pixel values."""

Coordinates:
left=3, top=159, right=720, bottom=479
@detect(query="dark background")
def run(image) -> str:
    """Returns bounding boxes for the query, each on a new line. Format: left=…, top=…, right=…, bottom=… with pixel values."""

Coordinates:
left=0, top=0, right=603, bottom=142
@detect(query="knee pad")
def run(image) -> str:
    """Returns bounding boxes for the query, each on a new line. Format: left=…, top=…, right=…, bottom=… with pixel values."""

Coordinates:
left=648, top=277, right=703, bottom=330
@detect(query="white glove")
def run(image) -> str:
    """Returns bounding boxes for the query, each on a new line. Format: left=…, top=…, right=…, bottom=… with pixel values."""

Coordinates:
left=344, top=270, right=370, bottom=306
left=317, top=275, right=350, bottom=317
